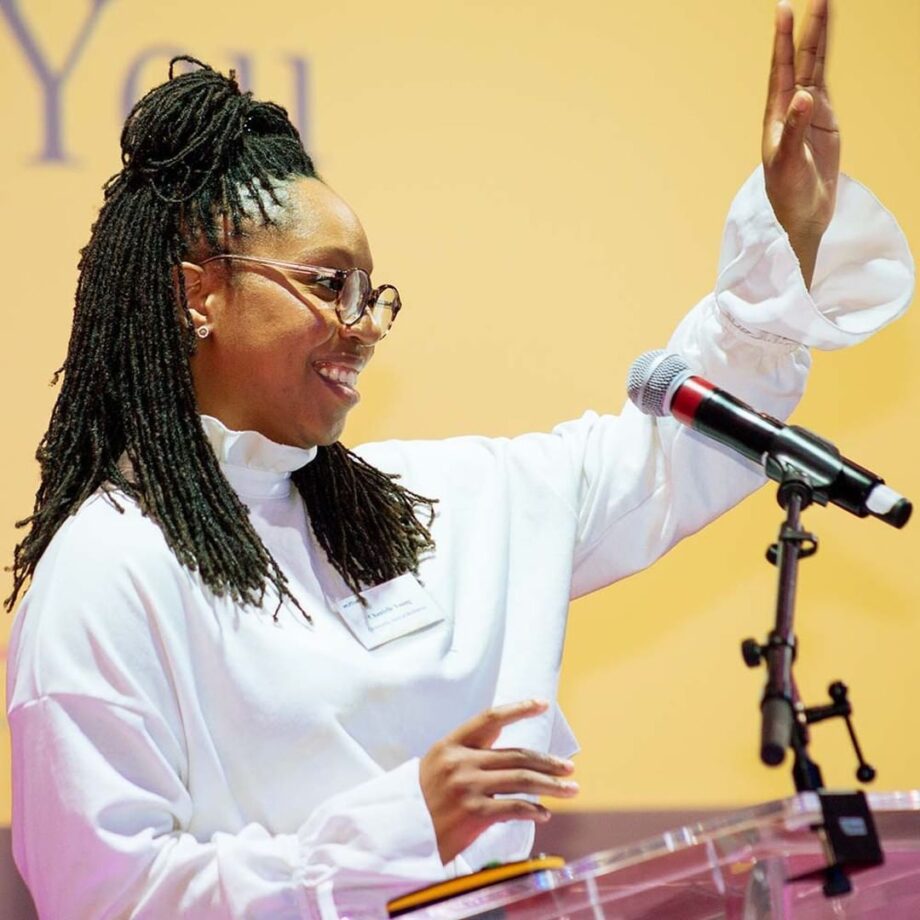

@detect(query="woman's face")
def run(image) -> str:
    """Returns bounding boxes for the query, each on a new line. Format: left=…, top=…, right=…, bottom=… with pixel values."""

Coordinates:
left=186, top=176, right=379, bottom=449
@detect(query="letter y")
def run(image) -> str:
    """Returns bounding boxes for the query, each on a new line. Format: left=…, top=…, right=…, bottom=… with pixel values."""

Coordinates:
left=0, top=0, right=112, bottom=162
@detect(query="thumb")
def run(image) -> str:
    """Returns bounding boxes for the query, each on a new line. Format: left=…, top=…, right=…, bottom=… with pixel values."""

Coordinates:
left=778, top=90, right=814, bottom=162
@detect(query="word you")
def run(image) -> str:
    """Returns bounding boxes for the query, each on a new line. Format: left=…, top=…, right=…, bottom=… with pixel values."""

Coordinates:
left=1, top=0, right=311, bottom=163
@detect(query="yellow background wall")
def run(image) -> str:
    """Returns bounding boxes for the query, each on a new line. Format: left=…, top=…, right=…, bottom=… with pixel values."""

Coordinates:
left=1, top=0, right=917, bottom=824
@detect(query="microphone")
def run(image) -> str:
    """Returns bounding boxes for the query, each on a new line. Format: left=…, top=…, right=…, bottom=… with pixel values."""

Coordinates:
left=626, top=350, right=912, bottom=529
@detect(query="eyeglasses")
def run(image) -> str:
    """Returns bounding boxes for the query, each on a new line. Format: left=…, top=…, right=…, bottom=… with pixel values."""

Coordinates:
left=200, top=254, right=401, bottom=339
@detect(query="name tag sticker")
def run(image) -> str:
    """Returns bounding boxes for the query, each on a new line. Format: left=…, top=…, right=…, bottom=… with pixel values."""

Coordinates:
left=335, top=573, right=445, bottom=650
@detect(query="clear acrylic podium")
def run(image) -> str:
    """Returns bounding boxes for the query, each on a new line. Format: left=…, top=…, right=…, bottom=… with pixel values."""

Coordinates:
left=397, top=791, right=920, bottom=919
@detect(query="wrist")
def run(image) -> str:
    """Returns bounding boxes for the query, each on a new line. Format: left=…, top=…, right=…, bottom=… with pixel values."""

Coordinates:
left=784, top=228, right=822, bottom=291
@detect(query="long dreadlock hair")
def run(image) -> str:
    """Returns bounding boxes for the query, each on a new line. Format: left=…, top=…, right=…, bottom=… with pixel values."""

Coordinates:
left=6, top=57, right=436, bottom=617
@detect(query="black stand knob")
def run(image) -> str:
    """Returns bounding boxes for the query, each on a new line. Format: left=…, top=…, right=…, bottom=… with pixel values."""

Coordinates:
left=803, top=682, right=877, bottom=785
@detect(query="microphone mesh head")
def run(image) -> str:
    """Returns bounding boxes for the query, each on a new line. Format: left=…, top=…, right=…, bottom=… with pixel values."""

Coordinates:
left=626, top=350, right=692, bottom=417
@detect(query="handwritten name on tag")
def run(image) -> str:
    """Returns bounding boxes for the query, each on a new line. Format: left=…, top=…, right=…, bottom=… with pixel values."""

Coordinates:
left=335, top=573, right=445, bottom=650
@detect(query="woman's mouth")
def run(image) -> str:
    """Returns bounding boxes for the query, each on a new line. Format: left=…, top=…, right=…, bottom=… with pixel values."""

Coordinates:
left=314, top=362, right=361, bottom=402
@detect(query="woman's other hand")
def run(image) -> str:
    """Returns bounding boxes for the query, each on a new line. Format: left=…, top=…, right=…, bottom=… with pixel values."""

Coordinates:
left=419, top=700, right=578, bottom=864
left=762, top=0, right=840, bottom=288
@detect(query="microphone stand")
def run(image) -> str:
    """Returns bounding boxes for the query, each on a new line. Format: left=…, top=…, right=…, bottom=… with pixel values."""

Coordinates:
left=741, top=454, right=883, bottom=899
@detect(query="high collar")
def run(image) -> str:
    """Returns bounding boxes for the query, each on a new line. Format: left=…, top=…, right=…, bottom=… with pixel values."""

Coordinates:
left=200, top=415, right=318, bottom=500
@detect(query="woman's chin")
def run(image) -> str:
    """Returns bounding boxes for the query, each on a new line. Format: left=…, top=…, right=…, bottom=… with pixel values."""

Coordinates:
left=292, top=417, right=347, bottom=449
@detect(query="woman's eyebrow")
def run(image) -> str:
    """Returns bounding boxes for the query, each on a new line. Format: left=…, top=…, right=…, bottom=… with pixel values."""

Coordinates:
left=296, top=246, right=357, bottom=267
left=295, top=245, right=373, bottom=273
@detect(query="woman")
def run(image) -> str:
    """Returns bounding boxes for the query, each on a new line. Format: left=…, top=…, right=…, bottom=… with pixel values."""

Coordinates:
left=5, top=1, right=913, bottom=917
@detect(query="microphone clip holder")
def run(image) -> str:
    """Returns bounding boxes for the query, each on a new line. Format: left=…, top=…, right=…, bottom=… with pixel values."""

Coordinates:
left=740, top=463, right=883, bottom=898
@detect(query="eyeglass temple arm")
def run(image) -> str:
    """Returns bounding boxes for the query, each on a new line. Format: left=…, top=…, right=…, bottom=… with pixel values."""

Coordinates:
left=200, top=254, right=345, bottom=281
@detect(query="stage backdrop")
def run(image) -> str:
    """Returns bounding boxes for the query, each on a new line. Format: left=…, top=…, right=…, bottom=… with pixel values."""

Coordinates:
left=1, top=0, right=917, bottom=828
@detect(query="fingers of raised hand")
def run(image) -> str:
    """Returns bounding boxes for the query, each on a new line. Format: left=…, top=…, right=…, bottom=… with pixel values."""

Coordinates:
left=436, top=757, right=574, bottom=834
left=434, top=747, right=577, bottom=799
left=766, top=1, right=795, bottom=123
left=477, top=797, right=552, bottom=825
left=449, top=699, right=549, bottom=749
left=420, top=747, right=555, bottom=862
left=424, top=704, right=573, bottom=861
left=443, top=795, right=552, bottom=831
left=479, top=747, right=575, bottom=778
left=476, top=768, right=580, bottom=799
left=795, top=0, right=829, bottom=89
left=811, top=3, right=829, bottom=89
left=775, top=90, right=815, bottom=165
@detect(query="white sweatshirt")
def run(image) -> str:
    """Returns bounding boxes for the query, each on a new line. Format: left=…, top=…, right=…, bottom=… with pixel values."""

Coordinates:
left=7, top=168, right=914, bottom=919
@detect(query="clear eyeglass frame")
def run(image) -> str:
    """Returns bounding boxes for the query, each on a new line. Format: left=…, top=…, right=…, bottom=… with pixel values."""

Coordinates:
left=200, top=254, right=401, bottom=339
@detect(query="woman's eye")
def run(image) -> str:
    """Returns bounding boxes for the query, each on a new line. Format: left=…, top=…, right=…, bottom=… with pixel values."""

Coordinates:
left=293, top=272, right=339, bottom=303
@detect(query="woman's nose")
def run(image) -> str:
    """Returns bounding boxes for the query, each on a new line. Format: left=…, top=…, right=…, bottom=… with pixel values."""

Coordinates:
left=339, top=310, right=384, bottom=346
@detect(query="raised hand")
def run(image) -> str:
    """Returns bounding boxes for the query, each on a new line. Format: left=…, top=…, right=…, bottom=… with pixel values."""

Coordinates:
left=762, top=0, right=840, bottom=288
left=419, top=700, right=578, bottom=864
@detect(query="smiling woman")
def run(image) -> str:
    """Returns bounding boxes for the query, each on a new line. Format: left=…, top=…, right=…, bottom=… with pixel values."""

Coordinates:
left=5, top=59, right=435, bottom=613
left=186, top=178, right=386, bottom=448
left=192, top=246, right=401, bottom=446
left=3, top=5, right=916, bottom=918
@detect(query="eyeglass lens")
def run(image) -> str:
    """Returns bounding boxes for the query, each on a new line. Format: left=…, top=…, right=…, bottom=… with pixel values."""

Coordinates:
left=339, top=271, right=399, bottom=335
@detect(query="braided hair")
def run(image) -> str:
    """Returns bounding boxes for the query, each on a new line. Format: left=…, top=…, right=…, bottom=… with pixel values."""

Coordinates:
left=6, top=57, right=436, bottom=617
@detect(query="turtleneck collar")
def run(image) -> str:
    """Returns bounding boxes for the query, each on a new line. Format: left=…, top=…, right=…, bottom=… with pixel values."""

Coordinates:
left=200, top=415, right=318, bottom=500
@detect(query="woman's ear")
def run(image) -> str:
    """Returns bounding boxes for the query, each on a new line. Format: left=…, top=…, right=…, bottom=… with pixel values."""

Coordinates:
left=175, top=261, right=210, bottom=331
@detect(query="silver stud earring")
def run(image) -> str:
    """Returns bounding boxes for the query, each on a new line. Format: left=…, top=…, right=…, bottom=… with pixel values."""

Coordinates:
left=196, top=326, right=211, bottom=340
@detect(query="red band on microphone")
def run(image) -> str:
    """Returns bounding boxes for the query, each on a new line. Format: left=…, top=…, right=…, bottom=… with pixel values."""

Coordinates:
left=671, top=376, right=714, bottom=426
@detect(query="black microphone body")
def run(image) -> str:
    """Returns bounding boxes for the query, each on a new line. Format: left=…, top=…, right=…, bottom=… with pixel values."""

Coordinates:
left=627, top=351, right=912, bottom=529
left=682, top=383, right=779, bottom=464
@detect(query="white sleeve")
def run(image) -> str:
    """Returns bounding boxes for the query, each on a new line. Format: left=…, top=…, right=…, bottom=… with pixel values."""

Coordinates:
left=9, top=693, right=443, bottom=920
left=568, top=166, right=913, bottom=598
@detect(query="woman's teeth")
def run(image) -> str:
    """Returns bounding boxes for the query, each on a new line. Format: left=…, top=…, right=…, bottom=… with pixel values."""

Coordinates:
left=316, top=365, right=358, bottom=388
